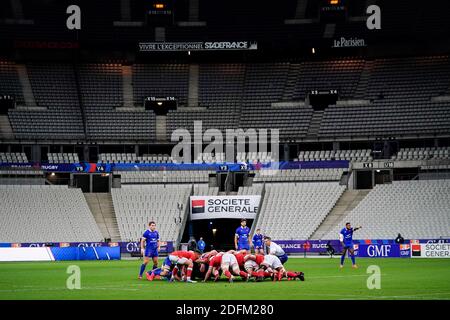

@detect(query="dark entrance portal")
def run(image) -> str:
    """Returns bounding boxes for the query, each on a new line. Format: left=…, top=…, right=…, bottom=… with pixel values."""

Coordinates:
left=189, top=219, right=254, bottom=252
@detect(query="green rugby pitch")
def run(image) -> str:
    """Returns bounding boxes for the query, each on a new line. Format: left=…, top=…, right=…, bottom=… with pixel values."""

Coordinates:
left=0, top=258, right=449, bottom=300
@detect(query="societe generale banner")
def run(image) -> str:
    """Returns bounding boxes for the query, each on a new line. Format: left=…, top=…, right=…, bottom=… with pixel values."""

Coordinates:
left=190, top=196, right=261, bottom=220
left=411, top=243, right=450, bottom=258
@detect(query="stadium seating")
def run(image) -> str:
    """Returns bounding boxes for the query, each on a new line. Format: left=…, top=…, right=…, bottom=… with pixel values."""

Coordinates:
left=237, top=184, right=264, bottom=195
left=2, top=56, right=450, bottom=141
left=393, top=147, right=450, bottom=161
left=365, top=56, right=450, bottom=101
left=166, top=108, right=239, bottom=141
left=0, top=185, right=102, bottom=242
left=255, top=182, right=346, bottom=240
left=0, top=169, right=43, bottom=175
left=293, top=59, right=365, bottom=100
left=239, top=63, right=314, bottom=140
left=195, top=153, right=226, bottom=164
left=323, top=180, right=450, bottom=240
left=319, top=56, right=450, bottom=138
left=0, top=169, right=44, bottom=185
left=26, top=63, right=79, bottom=108
left=252, top=168, right=345, bottom=182
left=0, top=177, right=45, bottom=185
left=8, top=109, right=85, bottom=140
left=296, top=149, right=372, bottom=162
left=133, top=64, right=189, bottom=106
left=7, top=63, right=85, bottom=140
left=78, top=63, right=123, bottom=107
left=118, top=170, right=213, bottom=184
left=193, top=184, right=219, bottom=196
left=199, top=64, right=245, bottom=111
left=98, top=153, right=172, bottom=164
left=236, top=152, right=276, bottom=163
left=421, top=164, right=450, bottom=170
left=111, top=184, right=191, bottom=242
left=47, top=153, right=79, bottom=164
left=0, top=59, right=24, bottom=105
left=319, top=101, right=450, bottom=137
left=84, top=106, right=156, bottom=141
left=80, top=63, right=158, bottom=140
left=0, top=152, right=28, bottom=163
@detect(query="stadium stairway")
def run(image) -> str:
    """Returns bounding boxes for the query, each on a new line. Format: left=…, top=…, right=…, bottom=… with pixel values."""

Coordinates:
left=353, top=60, right=374, bottom=99
left=306, top=110, right=324, bottom=137
left=309, top=189, right=370, bottom=240
left=155, top=115, right=167, bottom=142
left=84, top=193, right=121, bottom=242
left=188, top=64, right=199, bottom=107
left=122, top=65, right=134, bottom=108
left=16, top=64, right=36, bottom=107
left=0, top=115, right=14, bottom=140
left=282, top=64, right=300, bottom=101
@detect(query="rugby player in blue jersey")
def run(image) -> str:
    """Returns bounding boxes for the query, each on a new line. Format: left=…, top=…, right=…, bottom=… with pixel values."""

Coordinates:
left=235, top=218, right=251, bottom=253
left=146, top=256, right=174, bottom=281
left=339, top=222, right=362, bottom=269
left=252, top=228, right=264, bottom=254
left=138, top=221, right=160, bottom=279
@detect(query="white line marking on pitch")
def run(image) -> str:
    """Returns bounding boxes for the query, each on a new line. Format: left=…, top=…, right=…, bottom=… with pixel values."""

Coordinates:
left=308, top=275, right=370, bottom=279
left=1, top=288, right=449, bottom=300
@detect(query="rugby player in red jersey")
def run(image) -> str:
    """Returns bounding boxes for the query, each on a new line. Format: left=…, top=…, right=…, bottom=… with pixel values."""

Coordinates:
left=168, top=250, right=200, bottom=283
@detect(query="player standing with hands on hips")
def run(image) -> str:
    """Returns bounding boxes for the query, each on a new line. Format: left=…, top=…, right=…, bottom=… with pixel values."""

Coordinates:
left=339, top=222, right=361, bottom=269
left=138, top=221, right=160, bottom=279
left=235, top=218, right=251, bottom=253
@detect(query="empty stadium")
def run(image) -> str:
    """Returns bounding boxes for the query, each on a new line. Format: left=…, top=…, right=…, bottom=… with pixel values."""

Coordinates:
left=0, top=0, right=450, bottom=302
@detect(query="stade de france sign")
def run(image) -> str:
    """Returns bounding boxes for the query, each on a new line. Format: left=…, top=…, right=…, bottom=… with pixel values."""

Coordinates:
left=138, top=41, right=258, bottom=52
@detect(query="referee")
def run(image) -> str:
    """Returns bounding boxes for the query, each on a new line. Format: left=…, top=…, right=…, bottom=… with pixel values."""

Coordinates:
left=263, top=236, right=288, bottom=264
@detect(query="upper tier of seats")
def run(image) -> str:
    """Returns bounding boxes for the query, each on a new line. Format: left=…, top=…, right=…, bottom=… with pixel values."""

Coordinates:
left=79, top=63, right=123, bottom=107
left=2, top=56, right=450, bottom=142
left=6, top=62, right=85, bottom=140
left=133, top=64, right=189, bottom=106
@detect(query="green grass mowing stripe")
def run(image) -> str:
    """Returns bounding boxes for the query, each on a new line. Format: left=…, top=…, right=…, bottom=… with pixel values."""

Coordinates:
left=0, top=258, right=449, bottom=300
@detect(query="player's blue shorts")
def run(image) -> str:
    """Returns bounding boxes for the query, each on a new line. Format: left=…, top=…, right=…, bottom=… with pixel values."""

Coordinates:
left=343, top=244, right=353, bottom=250
left=162, top=256, right=172, bottom=268
left=144, top=247, right=158, bottom=258
left=238, top=243, right=250, bottom=250
left=254, top=244, right=263, bottom=249
left=278, top=254, right=288, bottom=264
